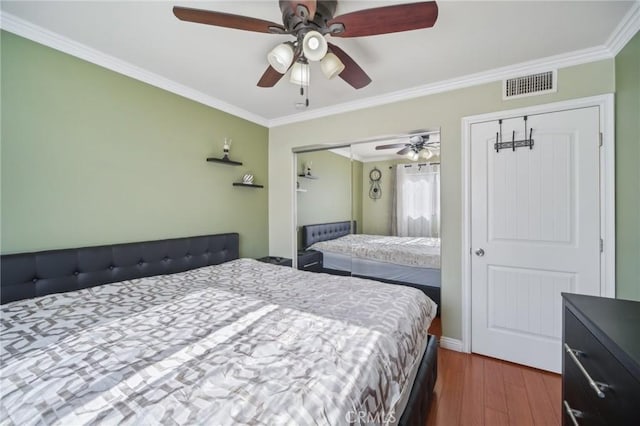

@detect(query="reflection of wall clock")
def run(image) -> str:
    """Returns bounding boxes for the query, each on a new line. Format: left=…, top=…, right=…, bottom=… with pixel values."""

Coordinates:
left=369, top=167, right=382, bottom=199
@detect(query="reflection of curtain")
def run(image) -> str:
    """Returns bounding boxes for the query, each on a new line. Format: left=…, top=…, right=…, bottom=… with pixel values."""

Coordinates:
left=395, top=164, right=440, bottom=237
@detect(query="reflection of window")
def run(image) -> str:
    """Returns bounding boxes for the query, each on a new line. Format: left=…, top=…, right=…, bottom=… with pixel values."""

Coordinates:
left=395, top=164, right=440, bottom=237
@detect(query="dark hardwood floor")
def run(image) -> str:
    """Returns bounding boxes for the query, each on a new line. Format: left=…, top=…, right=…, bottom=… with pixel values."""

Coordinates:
left=425, top=318, right=561, bottom=426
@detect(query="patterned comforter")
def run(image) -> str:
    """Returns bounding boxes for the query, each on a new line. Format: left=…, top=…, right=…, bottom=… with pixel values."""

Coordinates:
left=1, top=259, right=436, bottom=425
left=310, top=234, right=441, bottom=268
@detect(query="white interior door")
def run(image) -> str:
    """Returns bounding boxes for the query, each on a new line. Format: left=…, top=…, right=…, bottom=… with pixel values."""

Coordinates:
left=470, top=107, right=601, bottom=373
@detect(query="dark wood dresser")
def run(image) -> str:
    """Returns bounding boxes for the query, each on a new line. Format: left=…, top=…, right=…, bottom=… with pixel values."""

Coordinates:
left=562, top=293, right=640, bottom=425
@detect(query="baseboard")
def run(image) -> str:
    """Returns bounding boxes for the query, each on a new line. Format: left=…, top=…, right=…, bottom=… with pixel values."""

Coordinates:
left=439, top=336, right=464, bottom=352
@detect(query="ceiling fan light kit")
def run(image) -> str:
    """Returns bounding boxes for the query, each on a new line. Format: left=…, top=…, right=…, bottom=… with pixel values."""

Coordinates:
left=320, top=52, right=345, bottom=79
left=407, top=151, right=420, bottom=161
left=267, top=42, right=295, bottom=73
left=290, top=59, right=311, bottom=86
left=173, top=1, right=439, bottom=104
left=419, top=149, right=434, bottom=160
left=302, top=30, right=328, bottom=61
left=375, top=132, right=441, bottom=161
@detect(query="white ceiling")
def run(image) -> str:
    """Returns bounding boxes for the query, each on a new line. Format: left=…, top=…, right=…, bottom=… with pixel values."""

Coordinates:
left=1, top=1, right=637, bottom=126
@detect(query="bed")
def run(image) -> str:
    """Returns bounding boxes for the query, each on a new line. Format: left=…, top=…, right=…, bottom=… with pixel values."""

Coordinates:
left=0, top=233, right=438, bottom=425
left=302, top=222, right=441, bottom=309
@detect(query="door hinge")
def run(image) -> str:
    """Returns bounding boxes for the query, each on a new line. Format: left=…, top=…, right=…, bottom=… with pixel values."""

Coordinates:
left=599, top=132, right=603, bottom=147
left=600, top=238, right=604, bottom=253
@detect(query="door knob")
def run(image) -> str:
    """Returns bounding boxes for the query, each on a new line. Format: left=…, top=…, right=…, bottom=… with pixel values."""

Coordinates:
left=475, top=248, right=485, bottom=257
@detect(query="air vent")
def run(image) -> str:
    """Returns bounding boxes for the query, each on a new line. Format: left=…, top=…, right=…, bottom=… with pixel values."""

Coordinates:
left=503, top=70, right=557, bottom=100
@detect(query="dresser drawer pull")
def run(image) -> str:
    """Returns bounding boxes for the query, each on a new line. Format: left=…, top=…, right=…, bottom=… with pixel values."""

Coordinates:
left=303, top=261, right=320, bottom=268
left=564, top=343, right=608, bottom=398
left=563, top=400, right=582, bottom=426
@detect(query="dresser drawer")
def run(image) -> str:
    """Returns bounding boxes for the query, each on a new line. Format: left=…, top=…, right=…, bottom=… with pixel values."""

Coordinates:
left=563, top=353, right=607, bottom=425
left=563, top=369, right=606, bottom=426
left=564, top=310, right=640, bottom=425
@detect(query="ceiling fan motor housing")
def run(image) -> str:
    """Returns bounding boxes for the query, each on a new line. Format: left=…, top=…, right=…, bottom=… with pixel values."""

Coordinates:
left=280, top=0, right=338, bottom=36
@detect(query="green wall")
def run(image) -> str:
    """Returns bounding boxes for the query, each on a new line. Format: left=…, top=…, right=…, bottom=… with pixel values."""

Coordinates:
left=295, top=150, right=353, bottom=247
left=615, top=31, right=640, bottom=301
left=1, top=32, right=269, bottom=258
left=361, top=160, right=394, bottom=236
left=269, top=59, right=615, bottom=340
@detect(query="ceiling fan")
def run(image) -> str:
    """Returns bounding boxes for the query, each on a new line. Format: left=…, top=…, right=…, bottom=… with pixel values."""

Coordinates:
left=173, top=1, right=439, bottom=91
left=376, top=134, right=440, bottom=160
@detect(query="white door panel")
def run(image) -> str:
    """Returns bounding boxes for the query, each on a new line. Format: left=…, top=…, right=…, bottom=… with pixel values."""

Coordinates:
left=471, top=107, right=601, bottom=373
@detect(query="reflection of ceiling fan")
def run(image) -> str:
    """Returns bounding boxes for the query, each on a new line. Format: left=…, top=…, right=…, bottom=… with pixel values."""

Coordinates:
left=376, top=134, right=440, bottom=160
left=173, top=1, right=439, bottom=90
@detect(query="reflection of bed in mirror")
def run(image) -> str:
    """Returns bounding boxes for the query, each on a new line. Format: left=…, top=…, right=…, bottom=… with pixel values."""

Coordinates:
left=302, top=221, right=441, bottom=309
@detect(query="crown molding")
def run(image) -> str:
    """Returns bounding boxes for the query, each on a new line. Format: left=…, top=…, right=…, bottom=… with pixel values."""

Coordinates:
left=268, top=44, right=612, bottom=127
left=2, top=2, right=638, bottom=130
left=607, top=1, right=640, bottom=56
left=0, top=11, right=269, bottom=127
left=269, top=1, right=639, bottom=127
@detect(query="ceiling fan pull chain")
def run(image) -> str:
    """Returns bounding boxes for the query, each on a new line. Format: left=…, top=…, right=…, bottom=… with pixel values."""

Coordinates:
left=298, top=79, right=309, bottom=107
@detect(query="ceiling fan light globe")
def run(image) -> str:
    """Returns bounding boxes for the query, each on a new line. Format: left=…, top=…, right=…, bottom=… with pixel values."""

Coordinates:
left=420, top=149, right=434, bottom=160
left=320, top=52, right=345, bottom=79
left=267, top=43, right=295, bottom=74
left=302, top=31, right=328, bottom=61
left=407, top=151, right=419, bottom=161
left=289, top=61, right=310, bottom=86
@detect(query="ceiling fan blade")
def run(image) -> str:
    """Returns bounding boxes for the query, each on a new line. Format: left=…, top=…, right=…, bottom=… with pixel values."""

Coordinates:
left=257, top=66, right=285, bottom=87
left=376, top=143, right=407, bottom=150
left=328, top=43, right=371, bottom=89
left=328, top=2, right=438, bottom=38
left=397, top=146, right=412, bottom=155
left=173, top=6, right=285, bottom=33
left=280, top=1, right=317, bottom=21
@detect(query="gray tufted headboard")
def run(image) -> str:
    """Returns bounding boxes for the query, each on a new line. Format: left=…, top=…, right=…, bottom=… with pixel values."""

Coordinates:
left=301, top=221, right=356, bottom=250
left=0, top=233, right=239, bottom=304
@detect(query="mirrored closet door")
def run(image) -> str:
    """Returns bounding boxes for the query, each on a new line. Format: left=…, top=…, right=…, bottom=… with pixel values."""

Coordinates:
left=295, top=146, right=353, bottom=273
left=293, top=131, right=442, bottom=309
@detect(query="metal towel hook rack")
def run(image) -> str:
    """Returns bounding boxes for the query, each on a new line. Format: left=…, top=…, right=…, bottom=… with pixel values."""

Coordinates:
left=495, top=116, right=534, bottom=153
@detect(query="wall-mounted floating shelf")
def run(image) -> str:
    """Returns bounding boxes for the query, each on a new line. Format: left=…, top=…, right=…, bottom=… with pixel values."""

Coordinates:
left=233, top=182, right=264, bottom=189
left=298, top=173, right=319, bottom=180
left=207, top=157, right=243, bottom=166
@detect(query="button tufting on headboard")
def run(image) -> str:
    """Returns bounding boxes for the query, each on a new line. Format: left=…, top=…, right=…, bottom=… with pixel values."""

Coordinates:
left=301, top=221, right=356, bottom=250
left=0, top=233, right=240, bottom=304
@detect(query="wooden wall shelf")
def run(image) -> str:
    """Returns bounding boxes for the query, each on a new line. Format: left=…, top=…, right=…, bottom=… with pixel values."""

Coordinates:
left=207, top=157, right=243, bottom=166
left=233, top=182, right=264, bottom=189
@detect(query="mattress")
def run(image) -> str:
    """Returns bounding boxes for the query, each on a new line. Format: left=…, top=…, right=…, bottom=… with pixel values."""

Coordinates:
left=310, top=234, right=440, bottom=268
left=321, top=252, right=441, bottom=287
left=311, top=234, right=441, bottom=287
left=1, top=259, right=437, bottom=425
